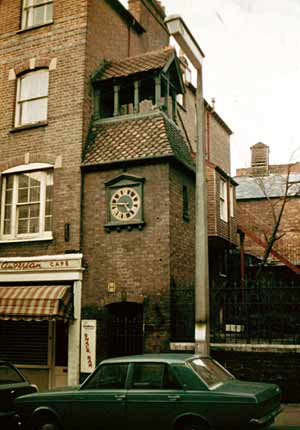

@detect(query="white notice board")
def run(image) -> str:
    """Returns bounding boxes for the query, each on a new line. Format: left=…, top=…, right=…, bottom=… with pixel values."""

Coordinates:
left=80, top=319, right=97, bottom=373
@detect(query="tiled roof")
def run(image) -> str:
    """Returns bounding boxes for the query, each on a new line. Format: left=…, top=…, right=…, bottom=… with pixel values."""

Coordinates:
left=83, top=111, right=195, bottom=171
left=95, top=47, right=175, bottom=81
left=235, top=173, right=300, bottom=199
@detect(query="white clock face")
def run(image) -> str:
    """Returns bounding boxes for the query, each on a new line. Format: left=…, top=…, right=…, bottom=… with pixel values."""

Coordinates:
left=110, top=187, right=141, bottom=221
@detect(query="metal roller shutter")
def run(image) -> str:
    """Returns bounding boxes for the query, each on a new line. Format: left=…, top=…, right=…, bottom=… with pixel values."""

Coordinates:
left=0, top=320, right=48, bottom=365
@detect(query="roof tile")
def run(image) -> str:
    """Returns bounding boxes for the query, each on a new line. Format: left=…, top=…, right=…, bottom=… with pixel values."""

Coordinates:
left=96, top=47, right=175, bottom=81
left=83, top=112, right=194, bottom=171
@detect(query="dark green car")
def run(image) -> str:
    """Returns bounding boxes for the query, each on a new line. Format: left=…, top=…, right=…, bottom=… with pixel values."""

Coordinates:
left=15, top=354, right=281, bottom=430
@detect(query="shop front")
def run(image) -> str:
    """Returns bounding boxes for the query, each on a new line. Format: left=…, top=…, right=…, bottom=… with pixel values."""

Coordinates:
left=0, top=254, right=83, bottom=390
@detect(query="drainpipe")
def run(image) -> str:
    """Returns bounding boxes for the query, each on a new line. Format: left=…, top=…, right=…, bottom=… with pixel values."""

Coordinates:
left=165, top=15, right=209, bottom=356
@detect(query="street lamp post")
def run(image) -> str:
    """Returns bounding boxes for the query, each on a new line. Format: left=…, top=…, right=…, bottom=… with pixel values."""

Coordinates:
left=165, top=15, right=210, bottom=355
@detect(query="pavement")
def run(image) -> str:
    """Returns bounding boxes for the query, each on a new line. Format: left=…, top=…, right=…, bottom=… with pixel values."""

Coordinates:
left=270, top=404, right=300, bottom=429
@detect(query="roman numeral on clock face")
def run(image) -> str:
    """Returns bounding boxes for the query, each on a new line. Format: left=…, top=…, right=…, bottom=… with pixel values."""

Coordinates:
left=110, top=187, right=141, bottom=221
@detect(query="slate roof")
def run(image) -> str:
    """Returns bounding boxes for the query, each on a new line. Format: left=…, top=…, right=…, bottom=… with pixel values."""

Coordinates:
left=82, top=111, right=195, bottom=171
left=235, top=173, right=300, bottom=200
left=94, top=47, right=175, bottom=81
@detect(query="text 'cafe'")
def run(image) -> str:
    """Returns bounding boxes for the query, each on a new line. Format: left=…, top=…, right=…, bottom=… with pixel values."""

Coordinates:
left=0, top=254, right=83, bottom=390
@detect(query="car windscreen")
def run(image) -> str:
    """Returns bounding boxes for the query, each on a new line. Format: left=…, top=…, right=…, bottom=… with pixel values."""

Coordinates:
left=0, top=363, right=24, bottom=385
left=189, top=358, right=234, bottom=389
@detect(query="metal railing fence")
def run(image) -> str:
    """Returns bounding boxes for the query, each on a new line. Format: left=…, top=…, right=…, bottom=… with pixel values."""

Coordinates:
left=210, top=279, right=300, bottom=344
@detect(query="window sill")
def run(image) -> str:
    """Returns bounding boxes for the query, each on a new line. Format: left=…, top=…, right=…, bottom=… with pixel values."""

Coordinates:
left=17, top=21, right=53, bottom=34
left=0, top=234, right=53, bottom=244
left=10, top=121, right=48, bottom=133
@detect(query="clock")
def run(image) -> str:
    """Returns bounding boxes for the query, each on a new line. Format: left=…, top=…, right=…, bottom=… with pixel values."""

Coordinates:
left=105, top=174, right=145, bottom=231
left=110, top=187, right=141, bottom=221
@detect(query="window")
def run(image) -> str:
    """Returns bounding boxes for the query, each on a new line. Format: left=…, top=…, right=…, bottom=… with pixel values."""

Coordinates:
left=131, top=363, right=181, bottom=389
left=1, top=167, right=53, bottom=241
left=21, top=0, right=53, bottom=29
left=220, top=178, right=228, bottom=222
left=15, top=70, right=49, bottom=127
left=82, top=364, right=128, bottom=390
left=189, top=357, right=233, bottom=389
left=176, top=93, right=185, bottom=108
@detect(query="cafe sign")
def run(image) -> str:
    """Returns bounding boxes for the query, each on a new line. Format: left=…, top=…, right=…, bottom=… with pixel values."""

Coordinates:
left=0, top=256, right=82, bottom=272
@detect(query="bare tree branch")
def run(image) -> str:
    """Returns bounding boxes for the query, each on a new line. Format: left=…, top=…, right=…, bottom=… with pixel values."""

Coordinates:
left=255, top=160, right=299, bottom=278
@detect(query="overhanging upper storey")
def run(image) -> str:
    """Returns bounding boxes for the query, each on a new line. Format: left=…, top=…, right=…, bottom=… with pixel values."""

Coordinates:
left=91, top=47, right=185, bottom=123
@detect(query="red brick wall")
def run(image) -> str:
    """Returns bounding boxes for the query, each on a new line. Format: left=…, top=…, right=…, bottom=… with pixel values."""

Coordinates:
left=0, top=0, right=88, bottom=256
left=82, top=161, right=197, bottom=353
left=238, top=197, right=300, bottom=265
left=208, top=112, right=231, bottom=175
left=82, top=162, right=173, bottom=352
left=0, top=0, right=170, bottom=258
left=83, top=0, right=147, bottom=150
left=178, top=85, right=232, bottom=176
left=169, top=165, right=196, bottom=341
left=128, top=0, right=169, bottom=51
left=236, top=162, right=300, bottom=264
left=237, top=162, right=300, bottom=177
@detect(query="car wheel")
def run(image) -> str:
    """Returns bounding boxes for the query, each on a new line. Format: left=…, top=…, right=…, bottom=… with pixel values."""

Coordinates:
left=38, top=426, right=58, bottom=430
left=180, top=419, right=209, bottom=430
left=33, top=418, right=59, bottom=430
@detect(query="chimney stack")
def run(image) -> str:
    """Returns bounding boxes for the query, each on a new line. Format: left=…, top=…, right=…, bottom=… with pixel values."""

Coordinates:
left=128, top=0, right=166, bottom=23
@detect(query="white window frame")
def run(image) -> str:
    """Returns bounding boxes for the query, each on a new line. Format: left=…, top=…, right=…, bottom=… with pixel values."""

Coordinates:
left=229, top=185, right=235, bottom=218
left=21, top=0, right=53, bottom=30
left=0, top=164, right=53, bottom=242
left=15, top=69, right=49, bottom=127
left=220, top=178, right=228, bottom=222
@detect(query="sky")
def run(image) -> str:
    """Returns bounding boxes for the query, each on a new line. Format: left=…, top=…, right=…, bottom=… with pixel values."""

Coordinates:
left=119, top=0, right=300, bottom=175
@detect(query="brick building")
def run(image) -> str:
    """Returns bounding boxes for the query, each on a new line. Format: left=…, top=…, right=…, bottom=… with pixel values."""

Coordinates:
left=218, top=142, right=300, bottom=402
left=0, top=0, right=236, bottom=389
left=236, top=142, right=300, bottom=271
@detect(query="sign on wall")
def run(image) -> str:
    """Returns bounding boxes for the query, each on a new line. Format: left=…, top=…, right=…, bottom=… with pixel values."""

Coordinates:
left=80, top=320, right=97, bottom=373
left=0, top=258, right=82, bottom=271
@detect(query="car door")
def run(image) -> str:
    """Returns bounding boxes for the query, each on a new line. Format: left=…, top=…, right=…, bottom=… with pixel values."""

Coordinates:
left=0, top=362, right=36, bottom=423
left=70, top=363, right=128, bottom=430
left=126, top=362, right=183, bottom=430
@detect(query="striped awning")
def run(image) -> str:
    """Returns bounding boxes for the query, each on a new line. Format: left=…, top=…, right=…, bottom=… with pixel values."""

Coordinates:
left=0, top=285, right=73, bottom=321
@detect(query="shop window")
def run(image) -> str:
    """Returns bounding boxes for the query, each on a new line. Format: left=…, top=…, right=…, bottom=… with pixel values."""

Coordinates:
left=220, top=178, right=228, bottom=222
left=0, top=165, right=53, bottom=241
left=21, top=0, right=53, bottom=29
left=15, top=69, right=49, bottom=127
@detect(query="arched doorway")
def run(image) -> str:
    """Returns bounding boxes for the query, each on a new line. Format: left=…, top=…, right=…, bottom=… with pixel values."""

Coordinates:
left=106, top=302, right=143, bottom=357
